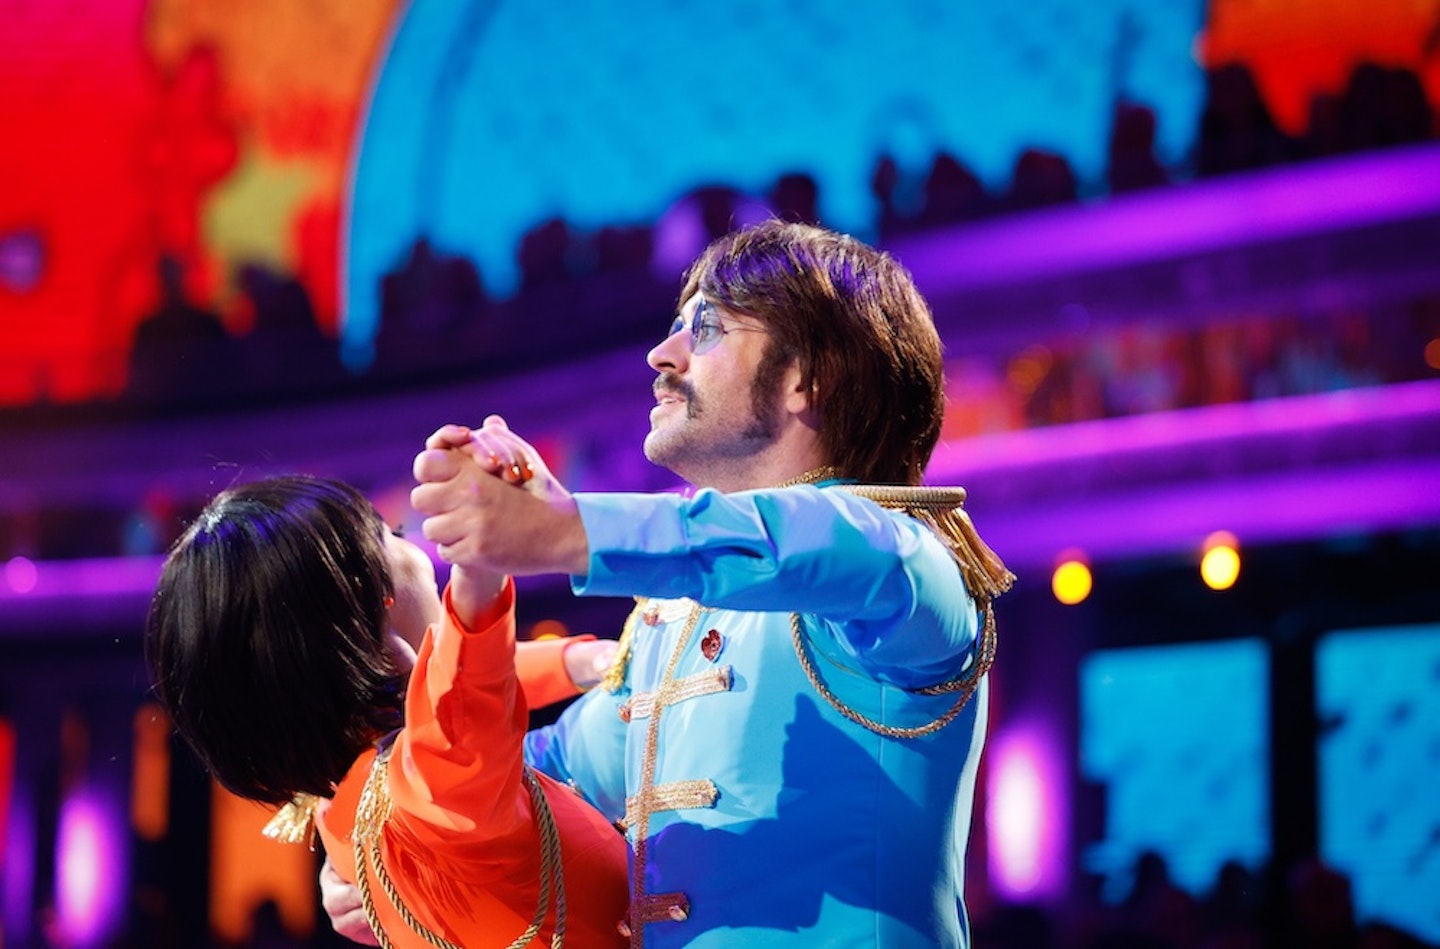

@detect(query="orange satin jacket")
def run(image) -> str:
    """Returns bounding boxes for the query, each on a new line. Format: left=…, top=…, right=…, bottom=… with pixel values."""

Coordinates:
left=318, top=581, right=628, bottom=947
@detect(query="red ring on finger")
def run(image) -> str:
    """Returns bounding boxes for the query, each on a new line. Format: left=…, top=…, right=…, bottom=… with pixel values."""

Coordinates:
left=510, top=457, right=534, bottom=484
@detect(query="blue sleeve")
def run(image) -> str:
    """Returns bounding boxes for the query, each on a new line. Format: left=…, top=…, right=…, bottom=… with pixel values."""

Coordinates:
left=569, top=486, right=978, bottom=686
left=524, top=685, right=629, bottom=822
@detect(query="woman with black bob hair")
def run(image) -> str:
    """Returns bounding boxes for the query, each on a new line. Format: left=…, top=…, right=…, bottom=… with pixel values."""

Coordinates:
left=146, top=473, right=628, bottom=947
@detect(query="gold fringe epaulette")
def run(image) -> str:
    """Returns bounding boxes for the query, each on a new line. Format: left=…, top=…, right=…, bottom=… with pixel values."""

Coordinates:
left=836, top=484, right=1015, bottom=601
left=262, top=793, right=322, bottom=850
left=783, top=482, right=1014, bottom=738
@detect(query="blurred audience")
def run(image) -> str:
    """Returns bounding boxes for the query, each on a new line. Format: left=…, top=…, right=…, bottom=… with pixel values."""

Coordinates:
left=1108, top=102, right=1171, bottom=194
left=994, top=301, right=1434, bottom=435
left=1006, top=147, right=1081, bottom=212
left=1197, top=62, right=1295, bottom=177
left=126, top=255, right=240, bottom=408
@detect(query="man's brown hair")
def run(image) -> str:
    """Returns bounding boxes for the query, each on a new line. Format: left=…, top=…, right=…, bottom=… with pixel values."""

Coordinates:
left=679, top=220, right=946, bottom=485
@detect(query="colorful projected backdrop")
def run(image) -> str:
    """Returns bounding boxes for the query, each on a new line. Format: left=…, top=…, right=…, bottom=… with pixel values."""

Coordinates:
left=1, top=0, right=1436, bottom=405
left=0, top=0, right=399, bottom=405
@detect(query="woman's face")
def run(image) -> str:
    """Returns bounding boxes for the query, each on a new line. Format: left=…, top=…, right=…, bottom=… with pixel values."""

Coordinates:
left=383, top=529, right=440, bottom=655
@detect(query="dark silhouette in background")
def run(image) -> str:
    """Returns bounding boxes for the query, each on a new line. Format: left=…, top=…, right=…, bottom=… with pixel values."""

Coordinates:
left=1202, top=859, right=1263, bottom=947
left=1337, top=62, right=1434, bottom=153
left=870, top=151, right=928, bottom=240
left=517, top=216, right=575, bottom=291
left=1006, top=147, right=1080, bottom=212
left=127, top=255, right=239, bottom=407
left=373, top=236, right=487, bottom=380
left=920, top=152, right=993, bottom=227
left=239, top=899, right=304, bottom=949
left=1197, top=63, right=1294, bottom=177
left=1274, top=857, right=1365, bottom=949
left=768, top=171, right=821, bottom=225
left=691, top=182, right=753, bottom=243
left=233, top=262, right=347, bottom=400
left=1108, top=102, right=1171, bottom=194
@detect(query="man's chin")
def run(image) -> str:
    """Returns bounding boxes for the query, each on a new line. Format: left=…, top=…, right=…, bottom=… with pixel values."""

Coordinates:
left=642, top=430, right=686, bottom=471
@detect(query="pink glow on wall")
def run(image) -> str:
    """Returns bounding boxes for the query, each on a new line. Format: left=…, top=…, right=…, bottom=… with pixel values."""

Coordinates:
left=3, top=787, right=33, bottom=943
left=986, top=723, right=1068, bottom=901
left=4, top=556, right=38, bottom=594
left=0, top=720, right=12, bottom=858
left=55, top=791, right=124, bottom=946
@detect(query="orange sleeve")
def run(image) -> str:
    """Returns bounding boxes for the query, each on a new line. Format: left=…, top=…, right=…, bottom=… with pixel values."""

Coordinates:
left=515, top=635, right=596, bottom=709
left=384, top=578, right=534, bottom=862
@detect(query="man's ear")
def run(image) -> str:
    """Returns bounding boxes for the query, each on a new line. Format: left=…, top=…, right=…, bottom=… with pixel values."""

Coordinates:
left=784, top=365, right=821, bottom=428
left=781, top=362, right=807, bottom=410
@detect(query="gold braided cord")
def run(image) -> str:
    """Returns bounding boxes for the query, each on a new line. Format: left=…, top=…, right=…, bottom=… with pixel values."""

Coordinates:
left=790, top=605, right=997, bottom=739
left=352, top=747, right=567, bottom=949
left=914, top=605, right=996, bottom=698
left=774, top=465, right=840, bottom=487
left=787, top=482, right=1010, bottom=738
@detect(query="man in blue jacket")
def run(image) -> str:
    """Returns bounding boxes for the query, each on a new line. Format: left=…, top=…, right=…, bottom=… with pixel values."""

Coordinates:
left=396, top=220, right=1012, bottom=947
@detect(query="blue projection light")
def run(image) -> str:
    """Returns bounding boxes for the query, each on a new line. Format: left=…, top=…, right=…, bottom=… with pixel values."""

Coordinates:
left=342, top=0, right=1207, bottom=365
left=1079, top=639, right=1269, bottom=902
left=1317, top=623, right=1440, bottom=943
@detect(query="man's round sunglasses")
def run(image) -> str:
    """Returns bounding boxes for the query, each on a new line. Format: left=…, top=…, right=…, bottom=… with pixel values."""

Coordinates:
left=665, top=294, right=766, bottom=356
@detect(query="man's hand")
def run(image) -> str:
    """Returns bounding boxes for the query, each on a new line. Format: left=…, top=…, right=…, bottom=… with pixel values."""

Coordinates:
left=319, top=857, right=378, bottom=946
left=412, top=417, right=590, bottom=579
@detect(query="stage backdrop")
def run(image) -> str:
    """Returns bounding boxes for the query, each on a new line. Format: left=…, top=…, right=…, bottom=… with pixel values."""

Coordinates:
left=2, top=0, right=1435, bottom=405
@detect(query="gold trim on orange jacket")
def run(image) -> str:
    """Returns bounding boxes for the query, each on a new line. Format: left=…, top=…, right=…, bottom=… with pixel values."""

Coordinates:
left=318, top=580, right=628, bottom=948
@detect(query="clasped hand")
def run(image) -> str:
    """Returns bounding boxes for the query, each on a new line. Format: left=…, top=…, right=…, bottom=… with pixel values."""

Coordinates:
left=411, top=415, right=590, bottom=578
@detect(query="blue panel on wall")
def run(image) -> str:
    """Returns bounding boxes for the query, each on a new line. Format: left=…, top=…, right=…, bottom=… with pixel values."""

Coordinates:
left=1316, top=623, right=1440, bottom=943
left=1079, top=639, right=1269, bottom=902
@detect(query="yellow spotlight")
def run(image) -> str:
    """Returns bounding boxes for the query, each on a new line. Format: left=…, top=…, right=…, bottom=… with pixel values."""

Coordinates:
left=1051, top=551, right=1092, bottom=605
left=1200, top=531, right=1241, bottom=590
left=528, top=618, right=570, bottom=641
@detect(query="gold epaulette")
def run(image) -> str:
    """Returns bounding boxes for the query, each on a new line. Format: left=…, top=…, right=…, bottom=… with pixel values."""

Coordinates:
left=262, top=793, right=322, bottom=850
left=835, top=484, right=1015, bottom=602
left=785, top=482, right=1013, bottom=738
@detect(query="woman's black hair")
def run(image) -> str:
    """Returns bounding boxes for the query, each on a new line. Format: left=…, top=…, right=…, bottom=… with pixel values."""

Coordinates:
left=145, top=475, right=403, bottom=804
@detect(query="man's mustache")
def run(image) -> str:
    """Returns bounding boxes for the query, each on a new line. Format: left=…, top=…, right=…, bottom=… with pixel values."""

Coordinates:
left=653, top=373, right=698, bottom=403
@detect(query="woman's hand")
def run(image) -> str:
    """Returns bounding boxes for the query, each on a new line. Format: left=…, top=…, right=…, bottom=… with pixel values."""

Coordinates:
left=318, top=856, right=378, bottom=946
